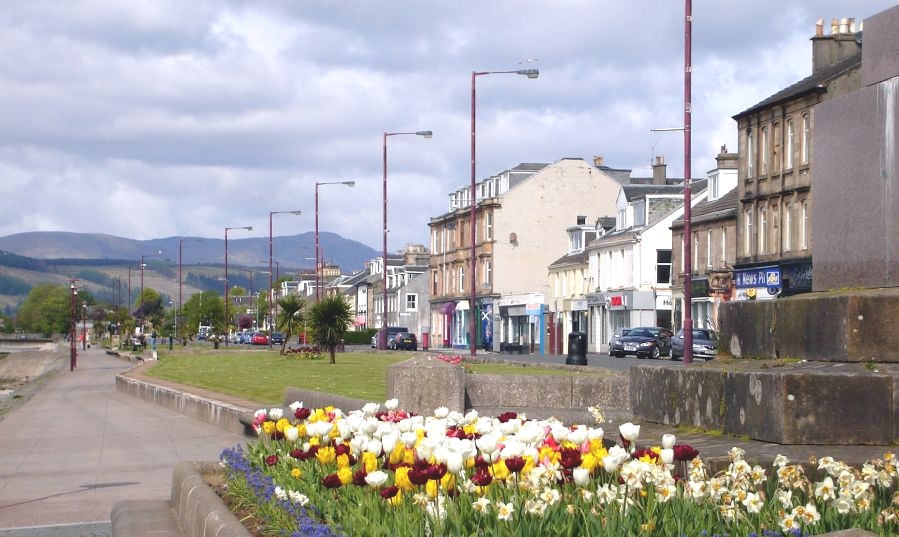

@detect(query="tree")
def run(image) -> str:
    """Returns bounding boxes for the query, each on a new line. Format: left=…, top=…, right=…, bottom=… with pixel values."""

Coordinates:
left=182, top=290, right=224, bottom=339
left=275, top=294, right=305, bottom=355
left=306, top=295, right=352, bottom=364
left=133, top=288, right=164, bottom=329
left=17, top=284, right=95, bottom=336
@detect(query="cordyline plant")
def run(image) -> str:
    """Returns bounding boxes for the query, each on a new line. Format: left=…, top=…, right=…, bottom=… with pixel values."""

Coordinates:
left=220, top=401, right=899, bottom=537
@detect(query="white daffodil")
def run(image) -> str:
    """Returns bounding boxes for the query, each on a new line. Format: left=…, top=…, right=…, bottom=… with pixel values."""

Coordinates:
left=742, top=491, right=763, bottom=514
left=814, top=476, right=836, bottom=501
left=496, top=501, right=514, bottom=521
left=472, top=497, right=491, bottom=513
left=364, top=470, right=389, bottom=488
left=525, top=499, right=547, bottom=517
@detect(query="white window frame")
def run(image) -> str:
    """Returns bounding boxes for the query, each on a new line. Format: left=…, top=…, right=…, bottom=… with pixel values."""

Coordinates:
left=747, top=130, right=754, bottom=179
left=706, top=229, right=713, bottom=268
left=483, top=259, right=491, bottom=286
left=760, top=127, right=769, bottom=175
left=801, top=201, right=809, bottom=250
left=485, top=211, right=493, bottom=241
left=405, top=293, right=417, bottom=312
left=744, top=208, right=753, bottom=256
left=784, top=203, right=792, bottom=252
left=758, top=206, right=767, bottom=254
left=459, top=266, right=465, bottom=292
left=721, top=227, right=727, bottom=264
left=786, top=120, right=794, bottom=170
left=801, top=114, right=810, bottom=164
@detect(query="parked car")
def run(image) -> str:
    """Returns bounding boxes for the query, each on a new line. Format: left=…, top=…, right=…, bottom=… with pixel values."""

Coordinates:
left=251, top=332, right=269, bottom=345
left=611, top=326, right=673, bottom=359
left=270, top=332, right=285, bottom=345
left=392, top=332, right=418, bottom=351
left=670, top=328, right=718, bottom=360
left=371, top=326, right=410, bottom=348
left=608, top=328, right=632, bottom=356
left=237, top=330, right=252, bottom=344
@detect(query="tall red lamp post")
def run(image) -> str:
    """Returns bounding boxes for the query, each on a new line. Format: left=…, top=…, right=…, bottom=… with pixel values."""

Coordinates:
left=381, top=130, right=432, bottom=349
left=314, top=181, right=354, bottom=300
left=469, top=68, right=538, bottom=357
left=69, top=279, right=78, bottom=371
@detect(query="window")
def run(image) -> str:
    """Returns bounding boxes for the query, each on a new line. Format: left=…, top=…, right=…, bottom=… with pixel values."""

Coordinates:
left=708, top=172, right=719, bottom=200
left=801, top=114, right=810, bottom=164
left=801, top=200, right=809, bottom=249
left=459, top=266, right=465, bottom=292
left=485, top=211, right=493, bottom=240
left=786, top=121, right=794, bottom=169
left=432, top=271, right=438, bottom=294
left=746, top=130, right=754, bottom=178
left=758, top=206, right=767, bottom=254
left=760, top=127, right=768, bottom=175
left=483, top=260, right=491, bottom=286
left=656, top=250, right=672, bottom=284
left=744, top=208, right=753, bottom=255
left=721, top=227, right=727, bottom=264
left=431, top=230, right=438, bottom=254
left=633, top=200, right=646, bottom=227
left=569, top=231, right=583, bottom=253
left=693, top=232, right=699, bottom=271
left=772, top=122, right=781, bottom=173
left=706, top=229, right=713, bottom=268
left=617, top=208, right=626, bottom=230
left=405, top=293, right=417, bottom=311
left=783, top=203, right=792, bottom=252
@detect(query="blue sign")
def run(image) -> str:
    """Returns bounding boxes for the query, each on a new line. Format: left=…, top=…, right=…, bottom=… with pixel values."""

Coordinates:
left=734, top=266, right=781, bottom=289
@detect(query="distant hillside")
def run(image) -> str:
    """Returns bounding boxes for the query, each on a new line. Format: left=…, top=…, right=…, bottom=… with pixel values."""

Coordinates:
left=0, top=231, right=379, bottom=273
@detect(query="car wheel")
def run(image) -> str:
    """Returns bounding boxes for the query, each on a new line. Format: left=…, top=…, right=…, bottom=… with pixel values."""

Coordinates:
left=652, top=347, right=660, bottom=359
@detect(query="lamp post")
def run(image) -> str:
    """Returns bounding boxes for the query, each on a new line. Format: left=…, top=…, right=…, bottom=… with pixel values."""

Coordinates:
left=225, top=225, right=253, bottom=346
left=682, top=0, right=694, bottom=363
left=269, top=210, right=301, bottom=347
left=82, top=301, right=87, bottom=351
left=127, top=266, right=133, bottom=318
left=381, top=130, right=432, bottom=350
left=314, top=181, right=355, bottom=300
left=69, top=279, right=78, bottom=371
left=179, top=238, right=203, bottom=345
left=140, top=250, right=163, bottom=331
left=469, top=68, right=538, bottom=357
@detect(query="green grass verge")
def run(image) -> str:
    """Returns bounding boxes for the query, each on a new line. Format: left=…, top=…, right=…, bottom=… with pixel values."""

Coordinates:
left=146, top=349, right=409, bottom=404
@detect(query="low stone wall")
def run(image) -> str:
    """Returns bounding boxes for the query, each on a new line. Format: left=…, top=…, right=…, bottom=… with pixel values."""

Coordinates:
left=115, top=375, right=249, bottom=436
left=630, top=360, right=899, bottom=445
left=388, top=356, right=630, bottom=422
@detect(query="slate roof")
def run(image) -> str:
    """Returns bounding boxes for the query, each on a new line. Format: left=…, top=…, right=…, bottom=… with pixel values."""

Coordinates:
left=733, top=54, right=861, bottom=119
left=671, top=187, right=738, bottom=228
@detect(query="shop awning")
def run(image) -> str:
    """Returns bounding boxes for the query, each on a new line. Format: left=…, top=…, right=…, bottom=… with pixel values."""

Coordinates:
left=455, top=300, right=470, bottom=311
left=438, top=301, right=456, bottom=314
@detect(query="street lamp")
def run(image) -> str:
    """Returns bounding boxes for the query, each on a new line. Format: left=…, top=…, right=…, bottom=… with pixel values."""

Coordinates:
left=381, top=130, right=432, bottom=350
left=269, top=210, right=301, bottom=346
left=469, top=68, right=539, bottom=357
left=179, top=238, right=204, bottom=345
left=69, top=279, right=79, bottom=371
left=682, top=0, right=694, bottom=363
left=82, top=301, right=87, bottom=351
left=140, top=250, right=163, bottom=331
left=225, top=225, right=253, bottom=346
left=314, top=181, right=355, bottom=300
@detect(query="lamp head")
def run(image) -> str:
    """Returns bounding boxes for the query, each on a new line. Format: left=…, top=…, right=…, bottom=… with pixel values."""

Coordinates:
left=516, top=68, right=539, bottom=79
left=416, top=131, right=433, bottom=138
left=343, top=181, right=356, bottom=187
left=290, top=211, right=302, bottom=215
left=244, top=226, right=253, bottom=231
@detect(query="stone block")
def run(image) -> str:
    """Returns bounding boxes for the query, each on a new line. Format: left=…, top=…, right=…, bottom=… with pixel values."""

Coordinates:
left=861, top=4, right=899, bottom=87
left=719, top=289, right=899, bottom=362
left=110, top=500, right=180, bottom=537
left=388, top=355, right=465, bottom=415
left=630, top=362, right=895, bottom=445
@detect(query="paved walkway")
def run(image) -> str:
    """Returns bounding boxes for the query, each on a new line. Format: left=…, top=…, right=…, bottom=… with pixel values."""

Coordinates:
left=0, top=346, right=246, bottom=532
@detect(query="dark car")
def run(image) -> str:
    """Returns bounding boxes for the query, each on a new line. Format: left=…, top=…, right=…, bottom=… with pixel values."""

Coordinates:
left=270, top=332, right=285, bottom=345
left=670, top=328, right=718, bottom=360
left=608, top=328, right=632, bottom=356
left=371, top=326, right=409, bottom=348
left=392, top=332, right=418, bottom=351
left=251, top=332, right=269, bottom=346
left=611, top=326, right=673, bottom=359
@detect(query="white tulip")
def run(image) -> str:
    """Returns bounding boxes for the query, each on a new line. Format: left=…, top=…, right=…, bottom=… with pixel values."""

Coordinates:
left=550, top=425, right=570, bottom=443
left=516, top=423, right=545, bottom=444
left=384, top=398, right=399, bottom=411
left=401, top=431, right=419, bottom=448
left=366, top=439, right=383, bottom=456
left=381, top=433, right=398, bottom=455
left=433, top=406, right=450, bottom=419
left=446, top=451, right=464, bottom=474
left=362, top=402, right=381, bottom=416
left=476, top=434, right=498, bottom=454
left=254, top=409, right=267, bottom=420
left=619, top=422, right=640, bottom=442
left=284, top=426, right=299, bottom=442
left=660, top=448, right=674, bottom=465
left=365, top=470, right=389, bottom=488
left=567, top=428, right=588, bottom=446
left=661, top=433, right=676, bottom=450
left=573, top=467, right=591, bottom=486
left=268, top=408, right=284, bottom=421
left=288, top=401, right=303, bottom=413
left=587, top=428, right=604, bottom=442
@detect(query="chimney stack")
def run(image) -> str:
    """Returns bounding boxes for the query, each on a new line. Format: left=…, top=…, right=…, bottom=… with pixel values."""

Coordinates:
left=812, top=16, right=862, bottom=74
left=652, top=155, right=667, bottom=185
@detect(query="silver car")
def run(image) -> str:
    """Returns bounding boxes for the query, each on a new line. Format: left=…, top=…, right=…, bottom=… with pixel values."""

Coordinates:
left=670, top=328, right=718, bottom=360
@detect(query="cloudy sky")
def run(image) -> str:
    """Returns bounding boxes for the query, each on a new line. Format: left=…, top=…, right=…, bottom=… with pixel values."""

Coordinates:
left=1, top=1, right=894, bottom=254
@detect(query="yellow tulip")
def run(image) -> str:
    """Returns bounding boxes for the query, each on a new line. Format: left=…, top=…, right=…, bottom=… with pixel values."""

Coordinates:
left=316, top=446, right=336, bottom=465
left=291, top=468, right=302, bottom=479
left=336, top=454, right=350, bottom=469
left=362, top=452, right=379, bottom=473
left=338, top=467, right=353, bottom=485
left=394, top=466, right=415, bottom=492
left=262, top=421, right=276, bottom=436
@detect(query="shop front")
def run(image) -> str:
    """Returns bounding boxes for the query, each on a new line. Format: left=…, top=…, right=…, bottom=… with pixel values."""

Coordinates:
left=497, top=294, right=546, bottom=354
left=734, top=266, right=781, bottom=301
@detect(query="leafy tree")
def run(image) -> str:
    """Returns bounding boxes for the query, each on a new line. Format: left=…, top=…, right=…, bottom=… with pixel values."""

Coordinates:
left=238, top=315, right=253, bottom=330
left=275, top=294, right=305, bottom=355
left=182, top=290, right=224, bottom=339
left=17, top=284, right=95, bottom=336
left=133, top=288, right=164, bottom=329
left=306, top=295, right=352, bottom=364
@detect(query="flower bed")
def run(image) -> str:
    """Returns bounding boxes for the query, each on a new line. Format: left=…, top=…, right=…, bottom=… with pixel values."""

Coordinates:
left=220, top=400, right=898, bottom=536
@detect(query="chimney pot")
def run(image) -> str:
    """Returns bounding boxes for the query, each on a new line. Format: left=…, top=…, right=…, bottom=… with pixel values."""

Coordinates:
left=815, top=19, right=824, bottom=37
left=839, top=18, right=849, bottom=34
left=593, top=155, right=604, bottom=167
left=831, top=18, right=839, bottom=35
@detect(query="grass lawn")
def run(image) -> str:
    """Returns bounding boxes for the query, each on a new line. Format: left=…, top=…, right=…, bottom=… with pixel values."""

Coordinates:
left=145, top=348, right=607, bottom=405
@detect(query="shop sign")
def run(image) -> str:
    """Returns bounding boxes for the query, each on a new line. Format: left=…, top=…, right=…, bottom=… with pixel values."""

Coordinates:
left=734, top=266, right=780, bottom=288
left=525, top=303, right=544, bottom=315
left=607, top=295, right=626, bottom=309
left=655, top=294, right=672, bottom=310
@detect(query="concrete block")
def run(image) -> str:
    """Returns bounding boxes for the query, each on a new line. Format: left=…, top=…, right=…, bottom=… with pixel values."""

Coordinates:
left=630, top=363, right=895, bottom=445
left=110, top=500, right=181, bottom=537
left=171, top=462, right=250, bottom=537
left=861, top=4, right=899, bottom=86
left=282, top=387, right=368, bottom=413
left=388, top=355, right=465, bottom=415
left=717, top=300, right=776, bottom=358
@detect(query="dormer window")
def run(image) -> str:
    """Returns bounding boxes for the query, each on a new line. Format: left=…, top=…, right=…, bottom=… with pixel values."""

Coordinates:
left=633, top=199, right=646, bottom=227
left=569, top=231, right=584, bottom=254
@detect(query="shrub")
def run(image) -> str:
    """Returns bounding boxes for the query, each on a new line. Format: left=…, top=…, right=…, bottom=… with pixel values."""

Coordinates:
left=286, top=346, right=324, bottom=360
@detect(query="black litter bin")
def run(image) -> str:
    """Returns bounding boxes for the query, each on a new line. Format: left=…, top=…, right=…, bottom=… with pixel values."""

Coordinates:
left=566, top=331, right=588, bottom=365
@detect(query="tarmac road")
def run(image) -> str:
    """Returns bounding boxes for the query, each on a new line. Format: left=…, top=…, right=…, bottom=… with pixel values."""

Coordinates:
left=0, top=345, right=246, bottom=535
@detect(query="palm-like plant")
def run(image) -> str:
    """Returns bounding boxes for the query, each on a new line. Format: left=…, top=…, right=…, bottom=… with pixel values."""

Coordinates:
left=275, top=294, right=305, bottom=355
left=307, top=295, right=353, bottom=364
